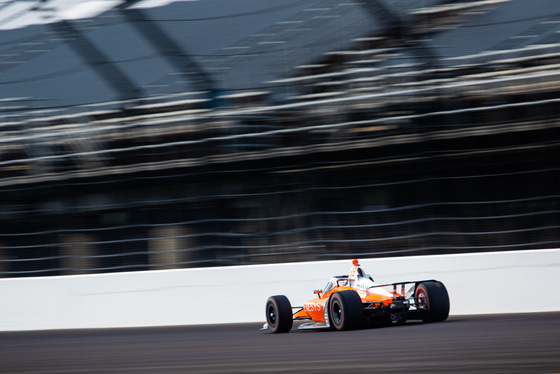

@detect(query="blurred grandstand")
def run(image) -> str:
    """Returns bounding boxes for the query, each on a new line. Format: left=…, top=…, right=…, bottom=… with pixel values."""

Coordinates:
left=0, top=0, right=559, bottom=277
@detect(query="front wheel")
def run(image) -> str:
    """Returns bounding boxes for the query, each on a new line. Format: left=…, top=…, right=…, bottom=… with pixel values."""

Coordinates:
left=415, top=281, right=450, bottom=323
left=329, top=290, right=364, bottom=331
left=266, top=295, right=293, bottom=333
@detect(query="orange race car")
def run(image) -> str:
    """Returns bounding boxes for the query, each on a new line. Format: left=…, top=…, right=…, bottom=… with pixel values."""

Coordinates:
left=263, top=259, right=450, bottom=333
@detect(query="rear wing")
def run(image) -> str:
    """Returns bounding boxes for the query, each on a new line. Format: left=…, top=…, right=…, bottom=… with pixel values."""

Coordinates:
left=367, top=279, right=439, bottom=297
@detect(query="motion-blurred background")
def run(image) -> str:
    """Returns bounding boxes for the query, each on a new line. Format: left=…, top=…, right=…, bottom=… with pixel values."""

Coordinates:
left=1, top=0, right=559, bottom=277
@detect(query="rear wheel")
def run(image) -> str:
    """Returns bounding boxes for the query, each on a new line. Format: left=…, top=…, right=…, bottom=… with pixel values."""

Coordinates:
left=266, top=295, right=293, bottom=333
left=329, top=290, right=364, bottom=331
left=415, top=281, right=450, bottom=323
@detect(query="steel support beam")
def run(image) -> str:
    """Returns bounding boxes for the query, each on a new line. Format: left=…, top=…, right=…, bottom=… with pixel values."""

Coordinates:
left=119, top=1, right=219, bottom=107
left=50, top=20, right=144, bottom=102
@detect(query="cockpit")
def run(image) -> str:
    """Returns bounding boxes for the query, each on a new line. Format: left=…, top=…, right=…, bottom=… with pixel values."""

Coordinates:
left=322, top=276, right=349, bottom=294
left=322, top=260, right=376, bottom=294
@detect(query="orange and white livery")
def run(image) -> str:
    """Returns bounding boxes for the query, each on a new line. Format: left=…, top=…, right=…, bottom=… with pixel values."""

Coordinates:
left=264, top=259, right=450, bottom=333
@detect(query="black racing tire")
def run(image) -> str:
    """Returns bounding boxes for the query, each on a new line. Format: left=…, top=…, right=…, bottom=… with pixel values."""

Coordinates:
left=415, top=281, right=450, bottom=323
left=266, top=295, right=293, bottom=333
left=329, top=290, right=364, bottom=331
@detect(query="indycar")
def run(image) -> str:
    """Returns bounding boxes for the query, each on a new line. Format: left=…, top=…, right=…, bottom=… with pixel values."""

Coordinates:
left=263, top=259, right=450, bottom=333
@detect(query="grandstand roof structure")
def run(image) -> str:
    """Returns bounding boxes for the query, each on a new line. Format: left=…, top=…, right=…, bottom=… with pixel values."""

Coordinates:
left=0, top=0, right=557, bottom=113
left=0, top=0, right=427, bottom=108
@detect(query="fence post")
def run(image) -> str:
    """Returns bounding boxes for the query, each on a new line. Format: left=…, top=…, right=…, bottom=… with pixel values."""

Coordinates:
left=0, top=245, right=6, bottom=277
left=59, top=234, right=97, bottom=275
left=148, top=226, right=192, bottom=270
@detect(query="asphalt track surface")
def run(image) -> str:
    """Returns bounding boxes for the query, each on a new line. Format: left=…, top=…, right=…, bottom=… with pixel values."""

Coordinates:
left=1, top=313, right=559, bottom=373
